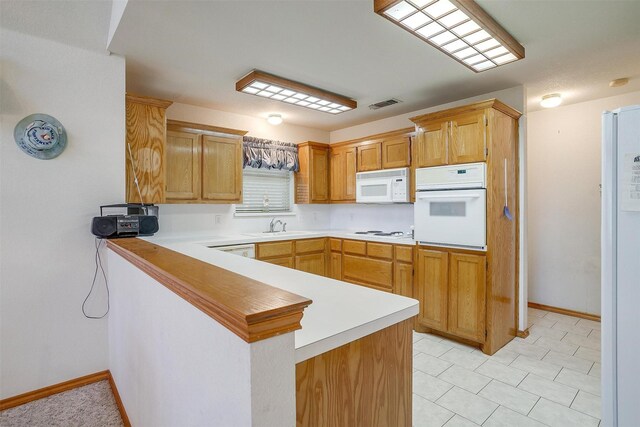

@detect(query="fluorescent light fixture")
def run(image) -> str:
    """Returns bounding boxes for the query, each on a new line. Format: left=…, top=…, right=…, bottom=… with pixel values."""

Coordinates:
left=236, top=70, right=357, bottom=114
left=267, top=114, right=283, bottom=125
left=540, top=93, right=562, bottom=108
left=375, top=0, right=525, bottom=72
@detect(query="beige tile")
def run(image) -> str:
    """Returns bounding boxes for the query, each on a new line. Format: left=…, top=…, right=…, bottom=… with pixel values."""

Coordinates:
left=544, top=312, right=580, bottom=326
left=436, top=387, right=499, bottom=425
left=542, top=351, right=594, bottom=374
left=438, top=337, right=478, bottom=353
left=571, top=390, right=601, bottom=419
left=552, top=321, right=593, bottom=336
left=415, top=352, right=453, bottom=376
left=414, top=370, right=454, bottom=402
left=510, top=355, right=562, bottom=380
left=529, top=315, right=557, bottom=328
left=588, top=329, right=601, bottom=340
left=529, top=324, right=567, bottom=341
left=483, top=405, right=547, bottom=427
left=414, top=331, right=427, bottom=343
left=475, top=359, right=527, bottom=386
left=505, top=341, right=549, bottom=360
left=438, top=365, right=491, bottom=393
left=562, top=333, right=600, bottom=351
left=528, top=307, right=548, bottom=318
left=529, top=398, right=599, bottom=427
left=440, top=349, right=488, bottom=370
left=534, top=336, right=579, bottom=356
left=415, top=338, right=455, bottom=357
left=518, top=374, right=578, bottom=406
left=413, top=393, right=455, bottom=427
left=478, top=380, right=539, bottom=415
left=588, top=362, right=601, bottom=378
left=443, top=415, right=479, bottom=427
left=574, top=347, right=601, bottom=363
left=577, top=318, right=601, bottom=330
left=514, top=334, right=540, bottom=344
left=488, top=347, right=520, bottom=366
left=555, top=368, right=601, bottom=396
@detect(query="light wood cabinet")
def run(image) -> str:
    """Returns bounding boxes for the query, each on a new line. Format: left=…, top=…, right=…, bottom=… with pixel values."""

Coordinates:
left=256, top=241, right=294, bottom=259
left=257, top=238, right=327, bottom=277
left=263, top=257, right=294, bottom=269
left=449, top=112, right=486, bottom=164
left=343, top=254, right=393, bottom=291
left=125, top=94, right=173, bottom=204
left=295, top=142, right=329, bottom=204
left=164, top=120, right=246, bottom=204
left=412, top=121, right=448, bottom=168
left=296, top=252, right=326, bottom=276
left=382, top=136, right=411, bottom=169
left=329, top=252, right=342, bottom=280
left=415, top=249, right=449, bottom=332
left=357, top=142, right=382, bottom=172
left=330, top=146, right=356, bottom=202
left=165, top=130, right=201, bottom=200
left=448, top=253, right=486, bottom=343
left=394, top=262, right=413, bottom=299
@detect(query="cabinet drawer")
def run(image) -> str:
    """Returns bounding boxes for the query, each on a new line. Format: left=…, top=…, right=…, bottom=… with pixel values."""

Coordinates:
left=257, top=241, right=294, bottom=259
left=343, top=239, right=367, bottom=255
left=343, top=255, right=393, bottom=289
left=296, top=238, right=326, bottom=254
left=329, top=238, right=342, bottom=252
left=367, top=242, right=393, bottom=260
left=395, top=245, right=414, bottom=263
left=262, top=256, right=294, bottom=269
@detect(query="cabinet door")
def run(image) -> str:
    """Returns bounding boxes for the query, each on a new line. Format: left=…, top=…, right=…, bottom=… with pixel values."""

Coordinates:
left=382, top=136, right=411, bottom=169
left=448, top=253, right=486, bottom=342
left=449, top=112, right=486, bottom=164
left=310, top=147, right=329, bottom=202
left=296, top=252, right=326, bottom=277
left=413, top=121, right=448, bottom=167
left=165, top=130, right=201, bottom=200
left=330, top=252, right=342, bottom=280
left=415, top=249, right=448, bottom=332
left=330, top=150, right=345, bottom=201
left=394, top=262, right=413, bottom=299
left=263, top=256, right=294, bottom=269
left=344, top=147, right=357, bottom=201
left=343, top=254, right=393, bottom=291
left=357, top=143, right=382, bottom=172
left=201, top=135, right=242, bottom=202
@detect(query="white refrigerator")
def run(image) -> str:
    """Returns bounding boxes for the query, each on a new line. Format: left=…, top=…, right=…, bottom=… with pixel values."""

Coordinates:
left=602, top=105, right=640, bottom=426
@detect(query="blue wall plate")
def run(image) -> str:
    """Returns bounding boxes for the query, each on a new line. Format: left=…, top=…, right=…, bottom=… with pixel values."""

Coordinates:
left=14, top=114, right=67, bottom=160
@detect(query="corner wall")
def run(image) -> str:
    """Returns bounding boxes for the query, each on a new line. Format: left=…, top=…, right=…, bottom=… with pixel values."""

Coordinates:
left=527, top=90, right=640, bottom=315
left=0, top=29, right=125, bottom=398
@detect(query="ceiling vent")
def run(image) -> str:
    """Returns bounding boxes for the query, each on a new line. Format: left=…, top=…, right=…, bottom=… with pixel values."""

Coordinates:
left=368, top=98, right=402, bottom=110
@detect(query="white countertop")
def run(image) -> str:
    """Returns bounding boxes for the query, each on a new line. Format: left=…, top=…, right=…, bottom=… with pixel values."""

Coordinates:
left=144, top=230, right=419, bottom=363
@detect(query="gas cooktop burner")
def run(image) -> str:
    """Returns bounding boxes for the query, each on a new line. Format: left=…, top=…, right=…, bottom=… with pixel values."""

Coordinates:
left=354, top=230, right=383, bottom=235
left=352, top=230, right=406, bottom=238
left=373, top=231, right=404, bottom=237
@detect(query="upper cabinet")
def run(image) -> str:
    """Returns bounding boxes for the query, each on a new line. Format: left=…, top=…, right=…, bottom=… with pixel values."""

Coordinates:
left=357, top=142, right=382, bottom=172
left=165, top=120, right=245, bottom=204
left=412, top=120, right=448, bottom=168
left=125, top=94, right=173, bottom=204
left=449, top=112, right=486, bottom=164
left=295, top=142, right=330, bottom=204
left=382, top=136, right=411, bottom=169
left=330, top=146, right=357, bottom=202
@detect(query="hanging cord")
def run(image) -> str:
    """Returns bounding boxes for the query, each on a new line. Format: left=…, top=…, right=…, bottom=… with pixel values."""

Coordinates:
left=82, top=237, right=109, bottom=319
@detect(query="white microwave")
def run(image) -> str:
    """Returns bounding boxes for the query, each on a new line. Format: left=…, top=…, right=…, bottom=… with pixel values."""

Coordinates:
left=356, top=167, right=409, bottom=203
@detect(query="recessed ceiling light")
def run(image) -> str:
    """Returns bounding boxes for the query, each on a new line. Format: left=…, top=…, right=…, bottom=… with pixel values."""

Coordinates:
left=609, top=78, right=629, bottom=88
left=267, top=114, right=283, bottom=125
left=540, top=93, right=562, bottom=108
left=236, top=70, right=357, bottom=114
left=374, top=0, right=525, bottom=72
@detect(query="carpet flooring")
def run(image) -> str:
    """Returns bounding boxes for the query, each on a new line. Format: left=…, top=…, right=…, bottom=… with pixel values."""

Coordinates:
left=0, top=380, right=123, bottom=427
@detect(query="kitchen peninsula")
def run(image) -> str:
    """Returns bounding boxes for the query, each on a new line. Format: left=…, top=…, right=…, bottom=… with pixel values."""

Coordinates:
left=106, top=234, right=418, bottom=427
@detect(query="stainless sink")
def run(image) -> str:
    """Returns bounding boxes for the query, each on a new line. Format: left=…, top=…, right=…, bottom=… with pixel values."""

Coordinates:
left=241, top=231, right=316, bottom=238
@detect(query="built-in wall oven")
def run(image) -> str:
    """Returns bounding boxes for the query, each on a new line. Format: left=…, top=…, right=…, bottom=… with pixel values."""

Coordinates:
left=414, top=162, right=487, bottom=249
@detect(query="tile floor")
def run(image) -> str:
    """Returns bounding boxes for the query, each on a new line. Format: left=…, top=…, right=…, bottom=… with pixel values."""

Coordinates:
left=412, top=307, right=601, bottom=427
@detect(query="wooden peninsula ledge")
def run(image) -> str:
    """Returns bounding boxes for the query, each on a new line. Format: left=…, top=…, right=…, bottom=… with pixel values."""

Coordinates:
left=107, top=238, right=312, bottom=343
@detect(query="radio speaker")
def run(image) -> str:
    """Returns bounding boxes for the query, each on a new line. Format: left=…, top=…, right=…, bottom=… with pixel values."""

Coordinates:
left=91, top=217, right=117, bottom=238
left=139, top=215, right=159, bottom=236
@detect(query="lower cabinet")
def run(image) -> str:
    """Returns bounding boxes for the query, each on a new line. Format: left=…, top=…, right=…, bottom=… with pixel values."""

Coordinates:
left=295, top=252, right=326, bottom=276
left=263, top=256, right=294, bottom=269
left=343, top=254, right=393, bottom=291
left=329, top=252, right=342, bottom=280
left=256, top=238, right=326, bottom=276
left=415, top=247, right=486, bottom=344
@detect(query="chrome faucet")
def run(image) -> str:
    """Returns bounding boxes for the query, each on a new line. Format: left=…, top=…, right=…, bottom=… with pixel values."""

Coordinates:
left=269, top=218, right=283, bottom=233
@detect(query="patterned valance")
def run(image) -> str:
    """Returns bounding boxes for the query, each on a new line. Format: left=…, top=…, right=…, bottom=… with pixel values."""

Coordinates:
left=242, top=136, right=299, bottom=172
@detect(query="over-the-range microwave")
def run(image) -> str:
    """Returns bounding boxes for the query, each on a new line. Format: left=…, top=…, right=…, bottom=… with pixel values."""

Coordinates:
left=356, top=167, right=409, bottom=203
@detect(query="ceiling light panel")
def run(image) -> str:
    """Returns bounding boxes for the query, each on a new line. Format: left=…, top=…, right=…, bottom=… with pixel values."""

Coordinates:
left=236, top=70, right=357, bottom=114
left=374, top=0, right=525, bottom=72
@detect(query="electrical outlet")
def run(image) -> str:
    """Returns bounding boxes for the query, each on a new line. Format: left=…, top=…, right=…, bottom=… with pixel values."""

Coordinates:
left=215, top=215, right=222, bottom=225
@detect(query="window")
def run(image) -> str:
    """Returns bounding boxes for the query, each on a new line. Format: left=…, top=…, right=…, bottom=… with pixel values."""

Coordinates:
left=235, top=168, right=292, bottom=214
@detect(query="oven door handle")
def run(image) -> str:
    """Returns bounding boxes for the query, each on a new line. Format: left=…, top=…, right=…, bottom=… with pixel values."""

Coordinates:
left=416, top=194, right=481, bottom=201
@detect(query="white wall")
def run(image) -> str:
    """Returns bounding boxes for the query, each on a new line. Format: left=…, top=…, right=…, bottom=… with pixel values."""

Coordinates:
left=0, top=29, right=125, bottom=398
left=527, top=90, right=640, bottom=316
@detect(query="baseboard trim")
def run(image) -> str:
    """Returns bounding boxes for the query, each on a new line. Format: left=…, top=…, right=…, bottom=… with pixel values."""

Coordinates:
left=516, top=328, right=530, bottom=338
left=0, top=370, right=110, bottom=411
left=0, top=370, right=130, bottom=426
left=528, top=302, right=601, bottom=322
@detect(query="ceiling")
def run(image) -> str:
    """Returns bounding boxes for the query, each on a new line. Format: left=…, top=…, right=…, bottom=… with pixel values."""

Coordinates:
left=3, top=0, right=639, bottom=131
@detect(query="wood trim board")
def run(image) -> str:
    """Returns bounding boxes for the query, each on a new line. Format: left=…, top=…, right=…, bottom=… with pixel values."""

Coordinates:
left=528, top=302, right=601, bottom=322
left=167, top=119, right=248, bottom=137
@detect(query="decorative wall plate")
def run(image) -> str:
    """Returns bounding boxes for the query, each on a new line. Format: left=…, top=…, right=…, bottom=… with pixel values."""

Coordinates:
left=14, top=114, right=67, bottom=160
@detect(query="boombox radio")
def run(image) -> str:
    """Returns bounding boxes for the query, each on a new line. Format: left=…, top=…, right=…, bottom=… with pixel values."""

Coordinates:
left=91, top=204, right=159, bottom=239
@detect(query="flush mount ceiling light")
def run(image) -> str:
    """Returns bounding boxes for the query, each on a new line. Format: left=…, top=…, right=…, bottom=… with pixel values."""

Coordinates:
left=609, top=77, right=629, bottom=88
left=374, top=0, right=525, bottom=72
left=267, top=114, right=283, bottom=125
left=540, top=93, right=562, bottom=108
left=236, top=70, right=357, bottom=114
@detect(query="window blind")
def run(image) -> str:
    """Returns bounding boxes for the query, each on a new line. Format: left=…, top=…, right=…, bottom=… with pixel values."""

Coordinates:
left=236, top=168, right=292, bottom=213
